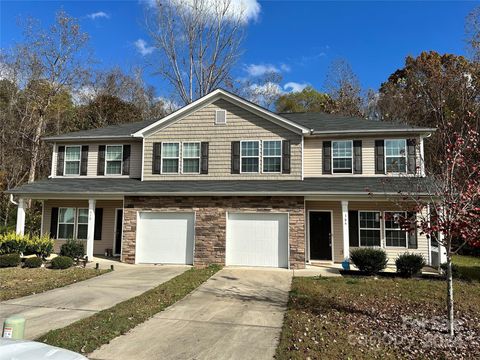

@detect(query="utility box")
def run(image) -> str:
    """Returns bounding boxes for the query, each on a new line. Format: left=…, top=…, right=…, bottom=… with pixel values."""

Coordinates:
left=2, top=315, right=25, bottom=339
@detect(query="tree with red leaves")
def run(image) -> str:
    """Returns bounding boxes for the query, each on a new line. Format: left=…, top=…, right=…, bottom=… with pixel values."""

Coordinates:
left=386, top=121, right=480, bottom=336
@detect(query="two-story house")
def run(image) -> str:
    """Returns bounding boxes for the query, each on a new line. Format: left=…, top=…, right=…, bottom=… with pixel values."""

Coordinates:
left=8, top=89, right=438, bottom=269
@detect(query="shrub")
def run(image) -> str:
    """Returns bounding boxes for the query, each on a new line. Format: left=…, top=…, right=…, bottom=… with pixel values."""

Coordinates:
left=60, top=239, right=85, bottom=260
left=0, top=253, right=21, bottom=268
left=24, top=256, right=43, bottom=268
left=440, top=262, right=460, bottom=278
left=51, top=256, right=74, bottom=269
left=0, top=232, right=54, bottom=257
left=396, top=253, right=426, bottom=277
left=350, top=248, right=388, bottom=275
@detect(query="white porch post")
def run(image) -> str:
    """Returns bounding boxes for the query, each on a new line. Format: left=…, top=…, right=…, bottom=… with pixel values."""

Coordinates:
left=341, top=200, right=349, bottom=260
left=87, top=199, right=96, bottom=260
left=16, top=198, right=26, bottom=235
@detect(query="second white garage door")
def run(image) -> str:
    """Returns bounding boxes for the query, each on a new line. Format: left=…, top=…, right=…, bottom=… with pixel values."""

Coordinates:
left=226, top=213, right=289, bottom=268
left=136, top=212, right=194, bottom=265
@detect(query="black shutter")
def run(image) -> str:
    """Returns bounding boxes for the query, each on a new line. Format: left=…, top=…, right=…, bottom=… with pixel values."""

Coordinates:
left=353, top=140, right=362, bottom=174
left=407, top=211, right=418, bottom=249
left=122, top=145, right=131, bottom=175
left=50, top=207, right=59, bottom=239
left=97, top=145, right=106, bottom=176
left=322, top=141, right=331, bottom=174
left=80, top=145, right=88, bottom=176
left=56, top=146, right=65, bottom=176
left=407, top=139, right=416, bottom=174
left=94, top=208, right=103, bottom=241
left=348, top=210, right=359, bottom=247
left=152, top=142, right=162, bottom=174
left=282, top=140, right=291, bottom=174
left=200, top=142, right=209, bottom=174
left=231, top=141, right=240, bottom=174
left=375, top=140, right=385, bottom=174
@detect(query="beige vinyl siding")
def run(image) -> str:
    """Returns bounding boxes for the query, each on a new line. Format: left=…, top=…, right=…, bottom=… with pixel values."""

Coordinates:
left=305, top=200, right=429, bottom=264
left=304, top=136, right=422, bottom=177
left=51, top=141, right=142, bottom=178
left=43, top=200, right=122, bottom=255
left=143, top=99, right=302, bottom=180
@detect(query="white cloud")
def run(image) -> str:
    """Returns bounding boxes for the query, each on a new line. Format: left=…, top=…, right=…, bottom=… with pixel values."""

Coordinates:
left=87, top=11, right=110, bottom=20
left=284, top=82, right=308, bottom=93
left=134, top=39, right=155, bottom=56
left=244, top=62, right=291, bottom=77
left=141, top=0, right=261, bottom=23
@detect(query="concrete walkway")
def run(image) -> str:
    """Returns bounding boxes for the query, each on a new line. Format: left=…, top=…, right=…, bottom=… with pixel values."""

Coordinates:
left=0, top=260, right=189, bottom=339
left=91, top=268, right=292, bottom=360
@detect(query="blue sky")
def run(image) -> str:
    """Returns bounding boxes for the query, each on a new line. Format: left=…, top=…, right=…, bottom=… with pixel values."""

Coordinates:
left=1, top=1, right=477, bottom=99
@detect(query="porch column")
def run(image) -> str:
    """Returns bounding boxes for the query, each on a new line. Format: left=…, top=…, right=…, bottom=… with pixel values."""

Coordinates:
left=341, top=200, right=349, bottom=260
left=86, top=199, right=96, bottom=260
left=16, top=198, right=26, bottom=236
left=438, top=230, right=447, bottom=266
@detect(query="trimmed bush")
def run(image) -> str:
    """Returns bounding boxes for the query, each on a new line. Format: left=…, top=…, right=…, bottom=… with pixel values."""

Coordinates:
left=60, top=239, right=85, bottom=260
left=440, top=262, right=460, bottom=278
left=0, top=253, right=21, bottom=268
left=24, top=256, right=43, bottom=268
left=396, top=253, right=425, bottom=277
left=350, top=248, right=388, bottom=275
left=0, top=232, right=54, bottom=257
left=51, top=256, right=74, bottom=269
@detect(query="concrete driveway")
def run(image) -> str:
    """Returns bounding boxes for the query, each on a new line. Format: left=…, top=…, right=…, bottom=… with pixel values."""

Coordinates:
left=91, top=268, right=292, bottom=360
left=0, top=262, right=188, bottom=339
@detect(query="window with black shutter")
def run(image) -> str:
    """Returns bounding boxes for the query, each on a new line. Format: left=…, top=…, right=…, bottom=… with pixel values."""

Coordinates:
left=231, top=141, right=240, bottom=174
left=353, top=140, right=362, bottom=174
left=200, top=142, right=209, bottom=174
left=152, top=142, right=162, bottom=174
left=56, top=146, right=65, bottom=176
left=375, top=140, right=385, bottom=174
left=122, top=145, right=131, bottom=175
left=322, top=141, right=331, bottom=174
left=80, top=146, right=89, bottom=176
left=97, top=145, right=106, bottom=175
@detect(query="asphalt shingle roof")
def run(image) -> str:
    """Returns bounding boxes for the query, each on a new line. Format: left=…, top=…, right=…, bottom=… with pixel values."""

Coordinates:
left=7, top=177, right=431, bottom=197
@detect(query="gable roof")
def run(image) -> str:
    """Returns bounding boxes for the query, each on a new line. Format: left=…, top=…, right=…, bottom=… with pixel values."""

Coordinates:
left=280, top=112, right=435, bottom=135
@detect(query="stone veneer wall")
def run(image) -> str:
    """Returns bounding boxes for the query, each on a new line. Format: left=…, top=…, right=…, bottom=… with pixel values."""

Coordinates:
left=122, top=196, right=305, bottom=269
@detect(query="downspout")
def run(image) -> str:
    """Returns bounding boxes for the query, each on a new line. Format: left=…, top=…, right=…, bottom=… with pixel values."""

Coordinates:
left=9, top=194, right=18, bottom=206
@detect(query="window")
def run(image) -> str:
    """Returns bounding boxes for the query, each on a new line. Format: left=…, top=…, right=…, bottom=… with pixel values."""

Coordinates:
left=332, top=140, right=353, bottom=173
left=263, top=140, right=281, bottom=173
left=105, top=145, right=123, bottom=175
left=58, top=208, right=75, bottom=239
left=359, top=211, right=381, bottom=247
left=162, top=142, right=180, bottom=173
left=182, top=142, right=200, bottom=173
left=241, top=141, right=260, bottom=173
left=384, top=211, right=407, bottom=247
left=215, top=109, right=227, bottom=125
left=385, top=139, right=407, bottom=173
left=76, top=209, right=89, bottom=240
left=64, top=146, right=81, bottom=175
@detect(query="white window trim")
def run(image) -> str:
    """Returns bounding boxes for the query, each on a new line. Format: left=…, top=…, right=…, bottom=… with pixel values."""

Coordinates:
left=64, top=145, right=82, bottom=176
left=262, top=140, right=282, bottom=174
left=358, top=210, right=382, bottom=247
left=215, top=109, right=227, bottom=125
left=161, top=141, right=180, bottom=174
left=331, top=140, right=353, bottom=174
left=57, top=207, right=76, bottom=240
left=384, top=139, right=407, bottom=174
left=181, top=141, right=201, bottom=174
left=76, top=208, right=89, bottom=240
left=105, top=144, right=124, bottom=176
left=240, top=140, right=260, bottom=174
left=384, top=211, right=408, bottom=248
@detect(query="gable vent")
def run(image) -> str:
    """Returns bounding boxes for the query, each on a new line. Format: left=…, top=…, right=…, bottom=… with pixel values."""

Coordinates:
left=215, top=109, right=227, bottom=125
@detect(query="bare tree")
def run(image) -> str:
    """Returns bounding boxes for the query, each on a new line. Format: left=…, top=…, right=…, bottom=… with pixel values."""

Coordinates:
left=466, top=6, right=480, bottom=61
left=146, top=0, right=246, bottom=105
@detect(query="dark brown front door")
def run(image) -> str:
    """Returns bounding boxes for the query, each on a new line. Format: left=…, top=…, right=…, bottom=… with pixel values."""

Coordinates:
left=115, top=209, right=123, bottom=255
left=309, top=211, right=332, bottom=261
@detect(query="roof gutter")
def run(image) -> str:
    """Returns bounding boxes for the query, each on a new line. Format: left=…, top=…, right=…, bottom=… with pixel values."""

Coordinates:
left=308, top=128, right=436, bottom=136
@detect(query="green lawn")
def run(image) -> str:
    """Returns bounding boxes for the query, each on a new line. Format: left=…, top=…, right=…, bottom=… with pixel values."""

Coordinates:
left=277, top=276, right=480, bottom=359
left=0, top=267, right=109, bottom=301
left=453, top=254, right=480, bottom=281
left=38, top=265, right=221, bottom=354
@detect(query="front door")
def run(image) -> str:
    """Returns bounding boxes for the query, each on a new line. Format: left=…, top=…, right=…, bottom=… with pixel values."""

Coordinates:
left=309, top=211, right=332, bottom=261
left=114, top=209, right=123, bottom=256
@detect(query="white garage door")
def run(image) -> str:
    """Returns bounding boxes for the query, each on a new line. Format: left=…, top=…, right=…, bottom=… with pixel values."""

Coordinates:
left=226, top=213, right=288, bottom=268
left=136, top=212, right=194, bottom=264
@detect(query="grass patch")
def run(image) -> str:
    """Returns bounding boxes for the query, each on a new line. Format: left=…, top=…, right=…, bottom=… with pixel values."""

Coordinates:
left=276, top=276, right=480, bottom=359
left=37, top=265, right=221, bottom=354
left=453, top=254, right=480, bottom=281
left=0, top=267, right=109, bottom=301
